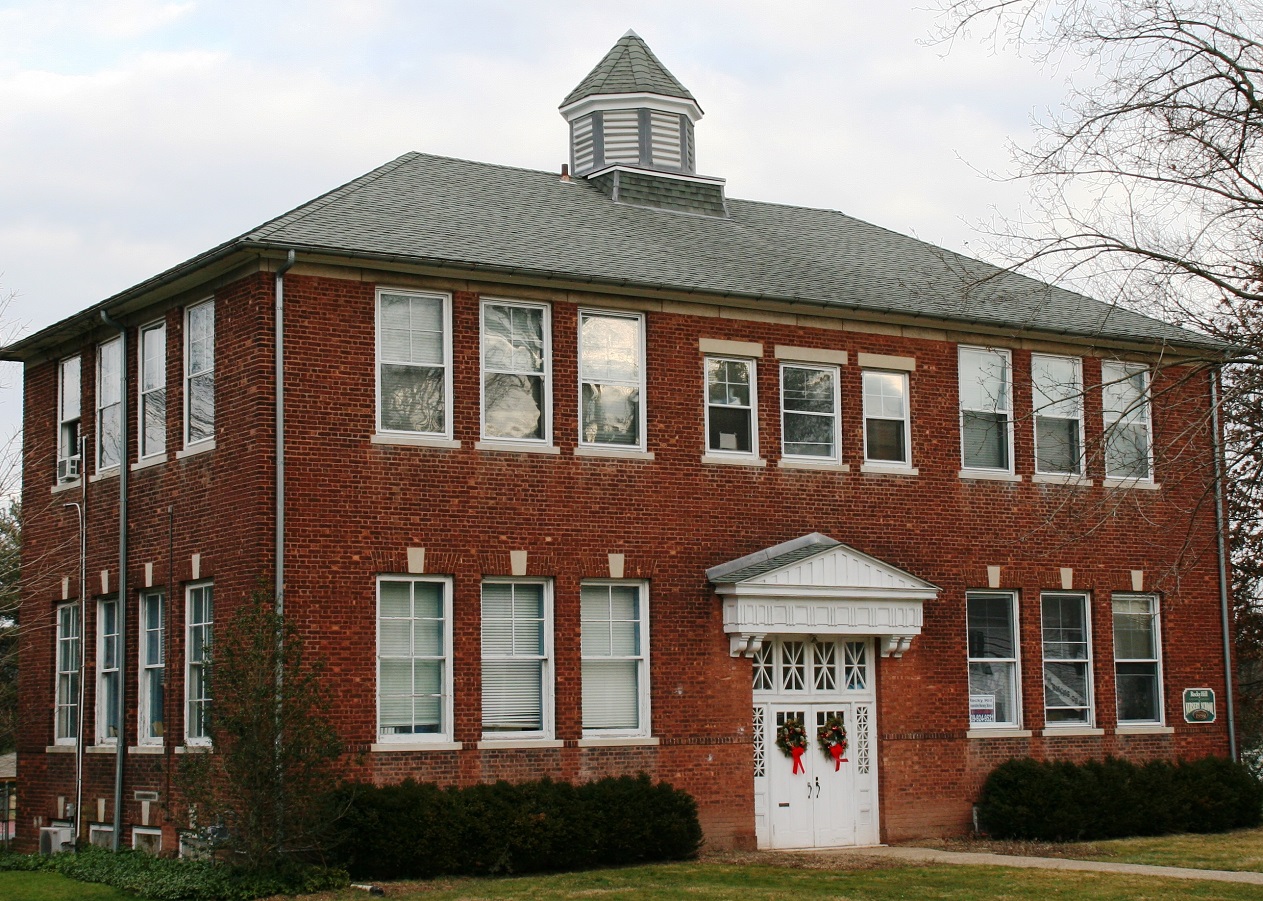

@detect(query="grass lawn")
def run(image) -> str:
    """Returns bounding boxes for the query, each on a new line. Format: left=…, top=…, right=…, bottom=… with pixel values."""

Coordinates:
left=925, top=826, right=1263, bottom=872
left=0, top=870, right=135, bottom=900
left=289, top=861, right=1262, bottom=901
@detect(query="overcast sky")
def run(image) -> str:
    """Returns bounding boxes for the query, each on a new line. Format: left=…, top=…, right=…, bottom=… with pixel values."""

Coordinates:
left=0, top=0, right=1073, bottom=470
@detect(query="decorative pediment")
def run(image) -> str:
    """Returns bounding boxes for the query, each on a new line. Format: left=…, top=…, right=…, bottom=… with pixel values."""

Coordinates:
left=708, top=534, right=938, bottom=659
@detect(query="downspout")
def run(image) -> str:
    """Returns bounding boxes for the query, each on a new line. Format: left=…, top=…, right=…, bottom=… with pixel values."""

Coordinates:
left=275, top=250, right=295, bottom=615
left=100, top=310, right=129, bottom=848
left=1210, top=368, right=1238, bottom=760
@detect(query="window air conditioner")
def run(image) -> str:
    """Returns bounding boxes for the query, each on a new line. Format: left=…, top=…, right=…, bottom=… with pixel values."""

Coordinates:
left=39, top=825, right=74, bottom=855
left=57, top=456, right=81, bottom=482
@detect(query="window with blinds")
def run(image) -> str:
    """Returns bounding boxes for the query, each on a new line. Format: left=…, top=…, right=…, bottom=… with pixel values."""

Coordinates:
left=378, top=577, right=451, bottom=741
left=581, top=582, right=648, bottom=735
left=481, top=581, right=551, bottom=738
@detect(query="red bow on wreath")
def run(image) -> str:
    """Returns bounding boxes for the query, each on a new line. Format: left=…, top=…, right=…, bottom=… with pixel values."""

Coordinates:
left=829, top=742, right=847, bottom=771
left=791, top=745, right=805, bottom=774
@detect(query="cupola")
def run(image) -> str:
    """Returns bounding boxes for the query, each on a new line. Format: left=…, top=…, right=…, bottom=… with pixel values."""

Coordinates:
left=561, top=31, right=726, bottom=216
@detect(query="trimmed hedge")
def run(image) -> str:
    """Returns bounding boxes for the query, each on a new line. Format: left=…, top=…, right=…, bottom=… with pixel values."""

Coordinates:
left=329, top=774, right=702, bottom=879
left=0, top=846, right=348, bottom=900
left=978, top=755, right=1263, bottom=841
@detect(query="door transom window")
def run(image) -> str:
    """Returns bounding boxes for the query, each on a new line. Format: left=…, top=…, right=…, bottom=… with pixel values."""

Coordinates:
left=752, top=638, right=869, bottom=696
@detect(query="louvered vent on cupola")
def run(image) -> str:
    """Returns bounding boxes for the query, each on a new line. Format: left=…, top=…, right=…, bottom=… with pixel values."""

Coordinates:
left=560, top=30, right=723, bottom=216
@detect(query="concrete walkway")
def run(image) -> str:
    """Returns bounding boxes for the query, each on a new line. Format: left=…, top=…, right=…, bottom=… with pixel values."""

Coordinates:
left=810, top=845, right=1263, bottom=886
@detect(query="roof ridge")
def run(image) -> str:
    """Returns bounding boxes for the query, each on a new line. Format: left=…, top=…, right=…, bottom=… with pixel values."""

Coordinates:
left=247, top=152, right=422, bottom=241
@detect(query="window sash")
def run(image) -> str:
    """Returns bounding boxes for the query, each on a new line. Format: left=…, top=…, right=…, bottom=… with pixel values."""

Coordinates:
left=481, top=301, right=550, bottom=442
left=1113, top=595, right=1163, bottom=724
left=579, top=311, right=644, bottom=449
left=139, top=322, right=167, bottom=458
left=481, top=581, right=551, bottom=738
left=97, top=338, right=123, bottom=471
left=185, top=583, right=213, bottom=743
left=580, top=582, right=647, bottom=734
left=377, top=577, right=452, bottom=741
left=55, top=604, right=81, bottom=743
left=1102, top=362, right=1152, bottom=480
left=706, top=356, right=756, bottom=454
left=862, top=370, right=909, bottom=464
left=780, top=363, right=840, bottom=461
left=958, top=347, right=1012, bottom=472
left=97, top=599, right=120, bottom=743
left=139, top=591, right=165, bottom=743
left=967, top=592, right=1020, bottom=727
left=377, top=291, right=452, bottom=437
left=184, top=300, right=215, bottom=445
left=1042, top=593, right=1093, bottom=726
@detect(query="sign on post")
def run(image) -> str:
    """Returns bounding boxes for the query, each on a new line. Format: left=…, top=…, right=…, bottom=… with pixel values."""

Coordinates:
left=1183, top=688, right=1216, bottom=723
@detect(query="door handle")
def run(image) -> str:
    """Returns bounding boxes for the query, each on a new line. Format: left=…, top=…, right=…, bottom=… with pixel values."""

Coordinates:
left=814, top=776, right=821, bottom=798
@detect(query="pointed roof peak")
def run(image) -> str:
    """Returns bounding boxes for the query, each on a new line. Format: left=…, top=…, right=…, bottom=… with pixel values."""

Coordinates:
left=561, top=31, right=697, bottom=110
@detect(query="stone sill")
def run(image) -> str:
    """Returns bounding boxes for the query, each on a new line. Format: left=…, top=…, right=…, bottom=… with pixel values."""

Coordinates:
left=85, top=744, right=118, bottom=754
left=45, top=744, right=76, bottom=754
left=174, top=744, right=210, bottom=754
left=128, top=745, right=166, bottom=754
left=371, top=740, right=463, bottom=752
left=90, top=468, right=120, bottom=483
left=474, top=441, right=561, bottom=455
left=131, top=454, right=169, bottom=472
left=476, top=739, right=565, bottom=750
left=576, top=736, right=660, bottom=748
left=1039, top=727, right=1106, bottom=737
left=778, top=460, right=849, bottom=472
left=958, top=469, right=1022, bottom=482
left=860, top=464, right=919, bottom=476
left=50, top=479, right=82, bottom=495
left=701, top=454, right=767, bottom=467
left=1032, top=472, right=1093, bottom=487
left=574, top=446, right=654, bottom=461
left=176, top=440, right=215, bottom=460
left=371, top=433, right=461, bottom=449
left=1103, top=478, right=1160, bottom=490
left=1116, top=724, right=1175, bottom=735
left=967, top=729, right=1033, bottom=739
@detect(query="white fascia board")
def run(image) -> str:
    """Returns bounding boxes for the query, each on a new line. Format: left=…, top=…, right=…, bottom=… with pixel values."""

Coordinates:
left=584, top=163, right=726, bottom=187
left=560, top=92, right=703, bottom=122
left=714, top=583, right=939, bottom=602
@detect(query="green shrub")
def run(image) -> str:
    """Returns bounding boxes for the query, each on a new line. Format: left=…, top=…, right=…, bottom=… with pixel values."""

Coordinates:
left=0, top=846, right=347, bottom=900
left=978, top=755, right=1263, bottom=841
left=330, top=773, right=702, bottom=880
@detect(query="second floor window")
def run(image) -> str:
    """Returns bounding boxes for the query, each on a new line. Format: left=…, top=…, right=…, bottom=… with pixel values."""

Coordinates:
left=97, top=598, right=120, bottom=743
left=862, top=370, right=909, bottom=465
left=185, top=300, right=215, bottom=446
left=57, top=356, right=82, bottom=482
left=1032, top=354, right=1083, bottom=475
left=579, top=311, right=644, bottom=449
left=958, top=346, right=1011, bottom=472
left=139, top=321, right=167, bottom=458
left=378, top=291, right=451, bottom=436
left=1102, top=361, right=1152, bottom=480
left=482, top=301, right=550, bottom=442
left=97, top=337, right=123, bottom=471
left=780, top=364, right=840, bottom=461
left=706, top=357, right=756, bottom=455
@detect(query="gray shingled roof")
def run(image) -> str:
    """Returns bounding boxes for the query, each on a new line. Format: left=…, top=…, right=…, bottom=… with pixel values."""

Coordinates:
left=561, top=30, right=697, bottom=109
left=2, top=150, right=1224, bottom=359
left=707, top=534, right=842, bottom=584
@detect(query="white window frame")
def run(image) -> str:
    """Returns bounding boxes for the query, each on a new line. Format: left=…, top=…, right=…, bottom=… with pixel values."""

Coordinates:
left=96, top=336, right=123, bottom=473
left=375, top=289, right=453, bottom=439
left=138, top=319, right=167, bottom=460
left=1041, top=591, right=1094, bottom=728
left=57, top=355, right=82, bottom=482
left=138, top=589, right=165, bottom=745
left=966, top=591, right=1022, bottom=729
left=96, top=597, right=120, bottom=745
left=54, top=602, right=81, bottom=745
left=862, top=369, right=911, bottom=466
left=376, top=575, right=454, bottom=744
left=958, top=346, right=1013, bottom=474
left=480, top=579, right=554, bottom=742
left=1113, top=594, right=1164, bottom=725
left=185, top=581, right=213, bottom=746
left=1032, top=353, right=1085, bottom=476
left=183, top=299, right=215, bottom=448
left=1102, top=361, right=1154, bottom=481
left=704, top=355, right=758, bottom=458
left=580, top=580, right=650, bottom=738
left=480, top=299, right=552, bottom=445
left=779, top=362, right=841, bottom=463
left=577, top=309, right=646, bottom=451
left=132, top=826, right=162, bottom=853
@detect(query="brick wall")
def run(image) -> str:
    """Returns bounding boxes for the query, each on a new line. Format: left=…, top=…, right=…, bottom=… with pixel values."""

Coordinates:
left=16, top=265, right=1232, bottom=852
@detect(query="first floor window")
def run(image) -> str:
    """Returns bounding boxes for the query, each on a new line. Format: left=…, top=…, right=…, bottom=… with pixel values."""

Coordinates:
left=1042, top=592, right=1093, bottom=725
left=482, top=301, right=549, bottom=441
left=378, top=577, right=451, bottom=740
left=97, top=598, right=120, bottom=742
left=1102, top=361, right=1152, bottom=480
left=581, top=582, right=648, bottom=735
left=186, top=583, right=213, bottom=743
left=1114, top=594, right=1163, bottom=724
left=863, top=370, right=910, bottom=464
left=781, top=364, right=839, bottom=460
left=55, top=603, right=81, bottom=743
left=481, top=581, right=551, bottom=738
left=378, top=291, right=451, bottom=435
left=967, top=592, right=1019, bottom=727
left=706, top=357, right=755, bottom=454
left=139, top=590, right=165, bottom=743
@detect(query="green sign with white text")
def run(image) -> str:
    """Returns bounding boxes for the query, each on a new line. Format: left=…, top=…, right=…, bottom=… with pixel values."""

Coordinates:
left=1183, top=688, right=1216, bottom=723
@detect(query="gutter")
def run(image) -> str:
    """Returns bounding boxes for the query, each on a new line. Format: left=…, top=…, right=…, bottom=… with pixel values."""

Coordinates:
left=99, top=310, right=129, bottom=849
left=1210, top=368, right=1238, bottom=760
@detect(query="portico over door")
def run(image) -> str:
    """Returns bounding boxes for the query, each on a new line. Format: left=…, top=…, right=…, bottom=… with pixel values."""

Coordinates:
left=707, top=533, right=939, bottom=660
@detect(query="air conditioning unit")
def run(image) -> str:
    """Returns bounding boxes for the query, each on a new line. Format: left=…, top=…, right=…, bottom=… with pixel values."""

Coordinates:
left=39, top=825, right=74, bottom=855
left=57, top=456, right=81, bottom=482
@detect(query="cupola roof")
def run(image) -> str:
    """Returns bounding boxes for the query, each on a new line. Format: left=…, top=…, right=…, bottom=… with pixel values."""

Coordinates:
left=561, top=30, right=698, bottom=110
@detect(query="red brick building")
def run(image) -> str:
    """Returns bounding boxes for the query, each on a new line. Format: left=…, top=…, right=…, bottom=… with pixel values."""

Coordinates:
left=4, top=33, right=1235, bottom=854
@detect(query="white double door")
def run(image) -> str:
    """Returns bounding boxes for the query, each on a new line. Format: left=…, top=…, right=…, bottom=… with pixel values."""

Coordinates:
left=758, top=702, right=877, bottom=848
